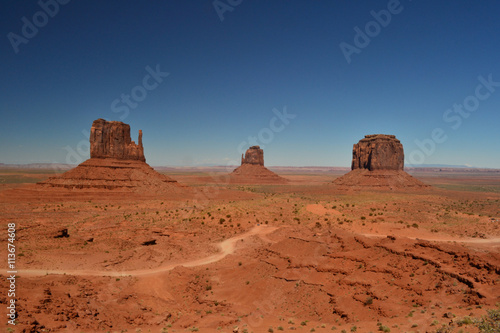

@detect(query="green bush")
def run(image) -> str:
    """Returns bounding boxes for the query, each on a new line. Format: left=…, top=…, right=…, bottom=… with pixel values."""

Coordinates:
left=474, top=307, right=500, bottom=332
left=378, top=325, right=390, bottom=332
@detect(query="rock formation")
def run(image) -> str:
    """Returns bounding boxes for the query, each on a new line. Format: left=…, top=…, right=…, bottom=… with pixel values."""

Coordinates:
left=38, top=119, right=182, bottom=193
left=351, top=134, right=404, bottom=171
left=241, top=146, right=264, bottom=166
left=333, top=134, right=428, bottom=190
left=230, top=146, right=287, bottom=184
left=90, top=118, right=145, bottom=161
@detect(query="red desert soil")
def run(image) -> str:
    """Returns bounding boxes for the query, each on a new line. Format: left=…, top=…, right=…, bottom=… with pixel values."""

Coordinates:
left=19, top=225, right=278, bottom=277
left=1, top=170, right=500, bottom=332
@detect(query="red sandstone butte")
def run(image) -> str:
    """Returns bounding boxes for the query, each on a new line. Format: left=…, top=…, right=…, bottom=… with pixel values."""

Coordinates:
left=38, top=119, right=180, bottom=192
left=230, top=146, right=287, bottom=184
left=351, top=134, right=404, bottom=171
left=90, top=118, right=146, bottom=162
left=334, top=134, right=428, bottom=189
left=241, top=145, right=264, bottom=166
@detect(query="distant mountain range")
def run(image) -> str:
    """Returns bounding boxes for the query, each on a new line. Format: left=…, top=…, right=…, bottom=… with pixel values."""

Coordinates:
left=408, top=164, right=472, bottom=168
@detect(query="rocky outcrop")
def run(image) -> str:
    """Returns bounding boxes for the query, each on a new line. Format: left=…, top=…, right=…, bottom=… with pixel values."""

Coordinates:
left=241, top=146, right=264, bottom=166
left=231, top=146, right=287, bottom=184
left=38, top=158, right=180, bottom=192
left=351, top=134, right=404, bottom=171
left=38, top=119, right=182, bottom=193
left=90, top=119, right=145, bottom=162
left=334, top=134, right=428, bottom=190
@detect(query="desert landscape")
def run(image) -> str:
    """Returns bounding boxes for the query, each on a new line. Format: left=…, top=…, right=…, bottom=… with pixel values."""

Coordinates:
left=3, top=2, right=500, bottom=332
left=0, top=121, right=499, bottom=333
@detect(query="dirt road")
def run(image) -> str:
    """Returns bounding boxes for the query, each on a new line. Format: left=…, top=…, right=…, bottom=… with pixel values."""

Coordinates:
left=18, top=225, right=278, bottom=277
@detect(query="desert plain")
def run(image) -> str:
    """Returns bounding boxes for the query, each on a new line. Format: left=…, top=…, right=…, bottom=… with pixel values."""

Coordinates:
left=0, top=166, right=499, bottom=333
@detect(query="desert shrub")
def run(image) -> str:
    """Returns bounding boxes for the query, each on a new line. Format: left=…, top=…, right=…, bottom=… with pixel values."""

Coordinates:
left=457, top=316, right=473, bottom=325
left=378, top=324, right=390, bottom=332
left=474, top=307, right=500, bottom=332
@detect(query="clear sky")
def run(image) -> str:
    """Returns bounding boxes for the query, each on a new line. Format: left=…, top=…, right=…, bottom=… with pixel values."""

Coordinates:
left=1, top=1, right=499, bottom=168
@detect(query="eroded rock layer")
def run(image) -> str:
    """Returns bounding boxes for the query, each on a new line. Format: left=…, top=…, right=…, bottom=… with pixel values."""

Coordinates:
left=90, top=118, right=145, bottom=162
left=230, top=146, right=287, bottom=184
left=241, top=146, right=264, bottom=166
left=38, top=119, right=181, bottom=193
left=352, top=134, right=404, bottom=171
left=38, top=158, right=180, bottom=192
left=334, top=134, right=428, bottom=190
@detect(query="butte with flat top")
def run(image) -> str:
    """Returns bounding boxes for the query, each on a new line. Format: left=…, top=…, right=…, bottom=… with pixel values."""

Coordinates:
left=38, top=119, right=182, bottom=193
left=230, top=145, right=288, bottom=184
left=333, top=134, right=429, bottom=189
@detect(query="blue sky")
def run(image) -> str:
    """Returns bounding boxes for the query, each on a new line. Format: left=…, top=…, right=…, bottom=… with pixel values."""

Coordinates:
left=1, top=0, right=499, bottom=167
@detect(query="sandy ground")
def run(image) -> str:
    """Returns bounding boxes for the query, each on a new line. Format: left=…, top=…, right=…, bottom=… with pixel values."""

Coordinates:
left=0, top=169, right=500, bottom=332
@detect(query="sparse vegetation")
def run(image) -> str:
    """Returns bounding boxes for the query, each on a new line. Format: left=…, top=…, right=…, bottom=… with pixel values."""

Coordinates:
left=8, top=166, right=500, bottom=332
left=474, top=306, right=500, bottom=332
left=378, top=324, right=390, bottom=332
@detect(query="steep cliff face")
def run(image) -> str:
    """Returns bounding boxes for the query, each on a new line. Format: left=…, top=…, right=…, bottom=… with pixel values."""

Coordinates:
left=241, top=146, right=264, bottom=166
left=334, top=134, right=428, bottom=190
left=351, top=134, right=404, bottom=171
left=90, top=119, right=145, bottom=162
left=38, top=119, right=181, bottom=192
left=231, top=146, right=287, bottom=184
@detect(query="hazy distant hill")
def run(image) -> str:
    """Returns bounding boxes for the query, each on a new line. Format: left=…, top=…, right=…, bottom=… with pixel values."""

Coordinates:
left=0, top=163, right=498, bottom=174
left=0, top=163, right=75, bottom=170
left=409, top=164, right=471, bottom=168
